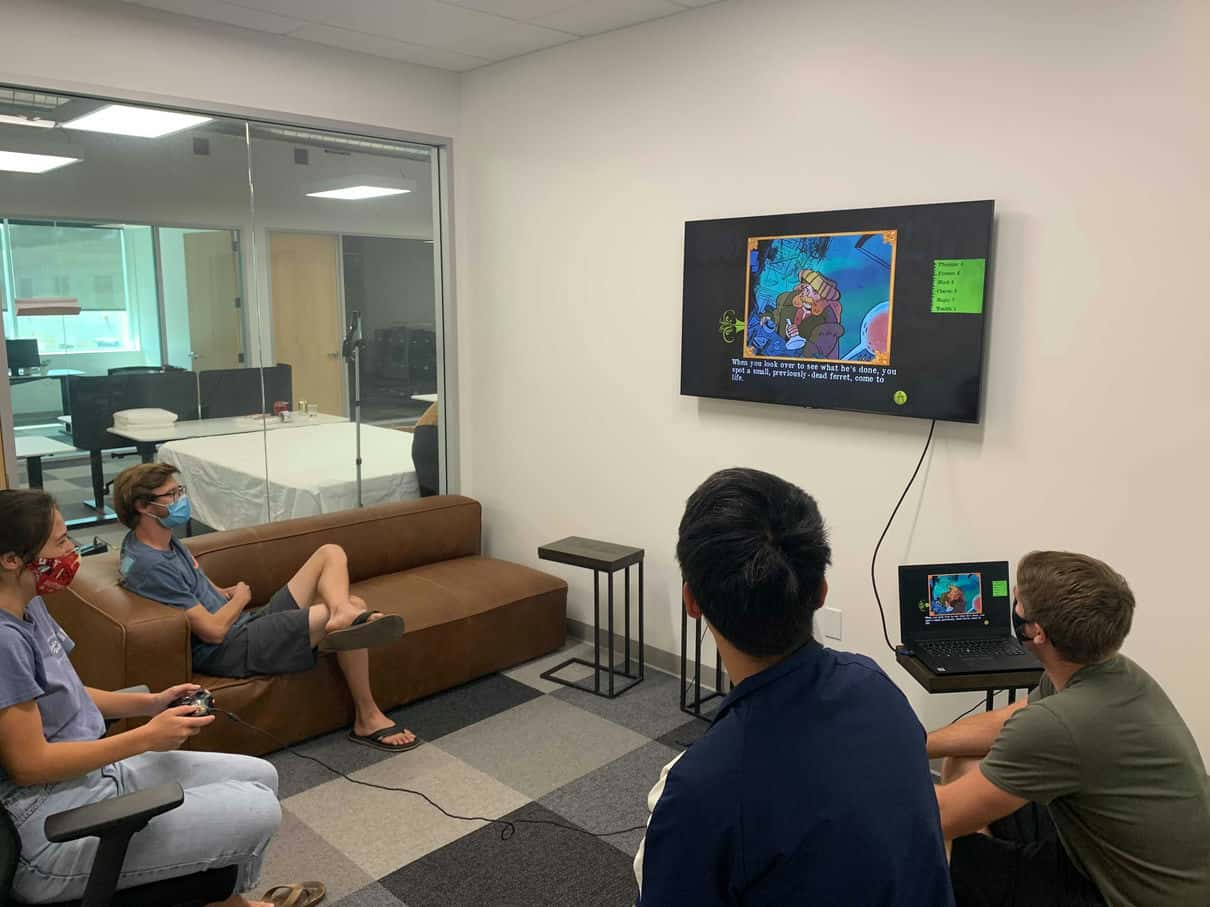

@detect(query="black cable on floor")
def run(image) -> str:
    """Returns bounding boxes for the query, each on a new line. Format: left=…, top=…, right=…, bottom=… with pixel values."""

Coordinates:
left=871, top=419, right=938, bottom=653
left=217, top=710, right=648, bottom=841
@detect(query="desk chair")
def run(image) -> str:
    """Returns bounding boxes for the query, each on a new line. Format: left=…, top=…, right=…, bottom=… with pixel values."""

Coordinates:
left=0, top=783, right=237, bottom=907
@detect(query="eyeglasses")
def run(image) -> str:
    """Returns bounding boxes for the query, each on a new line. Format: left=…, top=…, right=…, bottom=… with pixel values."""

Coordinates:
left=151, top=485, right=187, bottom=502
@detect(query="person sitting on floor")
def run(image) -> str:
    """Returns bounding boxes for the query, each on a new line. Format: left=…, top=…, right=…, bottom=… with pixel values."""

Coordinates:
left=931, top=550, right=1210, bottom=907
left=634, top=467, right=954, bottom=906
left=112, top=462, right=419, bottom=753
left=0, top=488, right=324, bottom=907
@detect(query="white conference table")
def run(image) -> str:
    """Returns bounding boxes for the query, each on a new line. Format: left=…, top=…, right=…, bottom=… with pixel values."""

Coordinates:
left=410, top=393, right=438, bottom=404
left=109, top=412, right=347, bottom=461
left=158, top=422, right=418, bottom=530
left=14, top=435, right=78, bottom=488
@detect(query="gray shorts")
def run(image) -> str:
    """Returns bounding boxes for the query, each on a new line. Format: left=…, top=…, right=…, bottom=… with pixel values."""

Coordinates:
left=195, top=586, right=317, bottom=678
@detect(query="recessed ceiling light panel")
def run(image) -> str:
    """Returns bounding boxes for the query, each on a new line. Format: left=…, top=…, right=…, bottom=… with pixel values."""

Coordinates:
left=63, top=104, right=212, bottom=138
left=0, top=150, right=80, bottom=173
left=306, top=185, right=411, bottom=200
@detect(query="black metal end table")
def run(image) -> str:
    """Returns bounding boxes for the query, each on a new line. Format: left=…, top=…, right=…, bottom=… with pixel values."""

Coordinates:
left=681, top=611, right=732, bottom=719
left=538, top=536, right=645, bottom=699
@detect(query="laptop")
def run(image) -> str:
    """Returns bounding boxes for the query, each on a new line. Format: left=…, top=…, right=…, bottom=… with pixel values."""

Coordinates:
left=898, top=561, right=1041, bottom=675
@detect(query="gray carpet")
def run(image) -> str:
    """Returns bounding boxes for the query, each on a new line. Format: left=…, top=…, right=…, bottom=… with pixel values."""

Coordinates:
left=255, top=642, right=711, bottom=905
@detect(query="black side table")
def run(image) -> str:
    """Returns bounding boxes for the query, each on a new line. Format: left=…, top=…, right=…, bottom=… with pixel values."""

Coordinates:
left=538, top=536, right=644, bottom=699
left=896, top=653, right=1042, bottom=711
left=681, top=612, right=732, bottom=719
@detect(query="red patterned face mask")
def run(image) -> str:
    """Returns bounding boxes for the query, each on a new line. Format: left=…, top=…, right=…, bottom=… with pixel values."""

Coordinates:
left=28, top=552, right=81, bottom=596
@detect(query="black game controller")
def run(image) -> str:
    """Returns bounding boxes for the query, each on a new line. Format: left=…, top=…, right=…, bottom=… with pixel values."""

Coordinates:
left=168, top=689, right=214, bottom=716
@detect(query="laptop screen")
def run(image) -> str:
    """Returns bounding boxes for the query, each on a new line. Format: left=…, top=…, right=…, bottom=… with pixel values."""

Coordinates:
left=898, top=561, right=1012, bottom=643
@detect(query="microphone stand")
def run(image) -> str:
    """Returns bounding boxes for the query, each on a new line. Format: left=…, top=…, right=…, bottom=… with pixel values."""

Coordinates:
left=341, top=311, right=365, bottom=507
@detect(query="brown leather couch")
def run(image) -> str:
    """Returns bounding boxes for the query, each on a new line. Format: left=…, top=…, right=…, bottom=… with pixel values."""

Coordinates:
left=48, top=496, right=567, bottom=755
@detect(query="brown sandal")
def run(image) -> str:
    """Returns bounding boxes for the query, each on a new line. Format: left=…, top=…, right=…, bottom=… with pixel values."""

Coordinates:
left=263, top=880, right=326, bottom=907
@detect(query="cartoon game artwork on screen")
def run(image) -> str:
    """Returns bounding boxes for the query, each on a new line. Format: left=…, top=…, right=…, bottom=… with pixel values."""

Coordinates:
left=924, top=572, right=983, bottom=623
left=743, top=231, right=897, bottom=364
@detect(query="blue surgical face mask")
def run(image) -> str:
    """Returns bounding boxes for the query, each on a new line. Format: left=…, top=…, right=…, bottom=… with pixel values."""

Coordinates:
left=156, top=495, right=192, bottom=529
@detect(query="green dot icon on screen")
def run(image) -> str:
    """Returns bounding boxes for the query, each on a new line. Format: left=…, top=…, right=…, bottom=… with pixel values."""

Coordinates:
left=893, top=390, right=908, bottom=405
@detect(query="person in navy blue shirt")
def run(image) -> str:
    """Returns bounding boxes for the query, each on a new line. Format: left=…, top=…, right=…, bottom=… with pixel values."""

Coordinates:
left=635, top=468, right=954, bottom=907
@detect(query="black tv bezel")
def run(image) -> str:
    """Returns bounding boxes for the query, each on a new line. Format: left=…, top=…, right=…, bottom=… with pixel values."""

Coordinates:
left=679, top=199, right=995, bottom=425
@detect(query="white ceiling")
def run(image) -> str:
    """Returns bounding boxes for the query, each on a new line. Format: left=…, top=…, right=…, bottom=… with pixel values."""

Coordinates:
left=117, top=0, right=722, bottom=72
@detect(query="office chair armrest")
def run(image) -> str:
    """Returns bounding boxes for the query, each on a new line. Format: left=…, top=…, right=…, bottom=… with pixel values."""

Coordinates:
left=44, top=783, right=184, bottom=844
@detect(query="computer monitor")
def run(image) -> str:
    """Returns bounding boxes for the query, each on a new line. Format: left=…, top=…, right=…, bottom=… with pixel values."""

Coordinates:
left=6, top=339, right=40, bottom=374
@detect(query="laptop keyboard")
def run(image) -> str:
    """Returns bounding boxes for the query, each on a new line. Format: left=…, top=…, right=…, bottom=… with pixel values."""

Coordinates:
left=919, top=638, right=1024, bottom=659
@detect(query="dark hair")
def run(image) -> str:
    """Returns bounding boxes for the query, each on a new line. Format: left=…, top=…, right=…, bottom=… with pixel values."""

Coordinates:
left=0, top=489, right=57, bottom=563
left=1017, top=550, right=1134, bottom=664
left=677, top=468, right=831, bottom=657
left=112, top=463, right=179, bottom=529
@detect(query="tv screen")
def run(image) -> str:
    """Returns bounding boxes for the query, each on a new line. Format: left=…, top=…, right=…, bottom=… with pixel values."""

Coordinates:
left=680, top=200, right=994, bottom=423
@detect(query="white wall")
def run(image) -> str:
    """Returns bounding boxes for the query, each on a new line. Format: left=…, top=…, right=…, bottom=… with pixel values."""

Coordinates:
left=458, top=0, right=1210, bottom=753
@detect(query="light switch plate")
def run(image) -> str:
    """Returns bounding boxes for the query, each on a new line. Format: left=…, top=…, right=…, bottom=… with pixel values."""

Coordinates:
left=820, top=607, right=843, bottom=641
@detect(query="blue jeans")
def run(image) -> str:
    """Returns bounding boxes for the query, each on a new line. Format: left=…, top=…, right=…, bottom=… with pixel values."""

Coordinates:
left=2, top=750, right=281, bottom=903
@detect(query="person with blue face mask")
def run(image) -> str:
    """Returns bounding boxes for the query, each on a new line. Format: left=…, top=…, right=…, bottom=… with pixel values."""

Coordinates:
left=112, top=463, right=420, bottom=754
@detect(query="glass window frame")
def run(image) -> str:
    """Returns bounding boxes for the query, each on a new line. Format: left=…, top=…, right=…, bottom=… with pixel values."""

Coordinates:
left=0, top=80, right=459, bottom=498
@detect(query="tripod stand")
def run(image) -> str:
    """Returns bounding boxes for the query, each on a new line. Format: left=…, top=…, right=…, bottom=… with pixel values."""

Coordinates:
left=342, top=310, right=365, bottom=507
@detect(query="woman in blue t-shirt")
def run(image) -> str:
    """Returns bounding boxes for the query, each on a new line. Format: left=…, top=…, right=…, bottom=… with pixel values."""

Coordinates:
left=0, top=489, right=321, bottom=907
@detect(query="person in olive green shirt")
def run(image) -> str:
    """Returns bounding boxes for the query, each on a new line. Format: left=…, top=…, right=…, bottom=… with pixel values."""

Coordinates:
left=929, top=550, right=1210, bottom=907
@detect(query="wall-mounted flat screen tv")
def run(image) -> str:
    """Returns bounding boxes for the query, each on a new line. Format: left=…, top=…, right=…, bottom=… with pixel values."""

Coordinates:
left=681, top=200, right=994, bottom=423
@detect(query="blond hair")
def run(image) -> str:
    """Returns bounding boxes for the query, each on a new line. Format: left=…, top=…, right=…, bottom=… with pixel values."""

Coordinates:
left=1017, top=551, right=1134, bottom=664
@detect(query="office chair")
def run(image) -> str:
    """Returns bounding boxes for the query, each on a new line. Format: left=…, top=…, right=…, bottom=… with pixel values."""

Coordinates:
left=0, top=783, right=237, bottom=907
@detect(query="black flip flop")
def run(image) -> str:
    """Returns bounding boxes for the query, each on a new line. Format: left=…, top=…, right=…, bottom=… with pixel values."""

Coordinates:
left=318, top=610, right=405, bottom=652
left=348, top=723, right=422, bottom=753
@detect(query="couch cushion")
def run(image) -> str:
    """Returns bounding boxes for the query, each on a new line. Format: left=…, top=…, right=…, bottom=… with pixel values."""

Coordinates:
left=188, top=496, right=482, bottom=604
left=350, top=556, right=565, bottom=632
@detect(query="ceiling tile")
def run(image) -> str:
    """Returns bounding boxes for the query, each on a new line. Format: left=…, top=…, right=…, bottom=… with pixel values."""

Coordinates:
left=444, top=0, right=579, bottom=21
left=288, top=22, right=491, bottom=71
left=123, top=0, right=305, bottom=33
left=534, top=0, right=685, bottom=36
left=198, top=0, right=342, bottom=21
left=317, top=0, right=575, bottom=59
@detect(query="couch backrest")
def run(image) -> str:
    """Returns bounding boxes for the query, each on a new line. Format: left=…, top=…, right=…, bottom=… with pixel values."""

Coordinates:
left=186, top=496, right=481, bottom=604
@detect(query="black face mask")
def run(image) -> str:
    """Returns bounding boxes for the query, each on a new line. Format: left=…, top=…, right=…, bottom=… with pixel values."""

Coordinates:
left=1012, top=598, right=1036, bottom=645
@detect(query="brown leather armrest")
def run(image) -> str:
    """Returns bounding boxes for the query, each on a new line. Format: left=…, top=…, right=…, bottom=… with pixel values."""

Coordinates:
left=45, top=552, right=193, bottom=694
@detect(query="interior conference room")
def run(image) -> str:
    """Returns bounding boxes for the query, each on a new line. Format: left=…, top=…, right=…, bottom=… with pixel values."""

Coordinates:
left=0, top=1, right=1206, bottom=906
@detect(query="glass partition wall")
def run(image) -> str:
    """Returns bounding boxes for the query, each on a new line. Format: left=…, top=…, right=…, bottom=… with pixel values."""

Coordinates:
left=0, top=86, right=447, bottom=539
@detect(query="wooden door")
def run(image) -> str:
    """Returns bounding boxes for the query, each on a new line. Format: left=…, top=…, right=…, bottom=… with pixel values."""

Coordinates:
left=183, top=231, right=243, bottom=371
left=269, top=232, right=345, bottom=416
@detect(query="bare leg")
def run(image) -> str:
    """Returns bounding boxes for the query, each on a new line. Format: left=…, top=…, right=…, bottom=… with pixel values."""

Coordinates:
left=207, top=897, right=271, bottom=907
left=335, top=596, right=415, bottom=748
left=286, top=544, right=364, bottom=634
left=940, top=756, right=991, bottom=852
left=940, top=755, right=983, bottom=786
